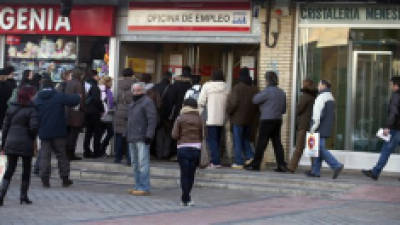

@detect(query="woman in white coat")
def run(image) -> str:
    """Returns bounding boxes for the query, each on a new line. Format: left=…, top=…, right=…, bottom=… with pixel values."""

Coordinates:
left=198, top=70, right=228, bottom=168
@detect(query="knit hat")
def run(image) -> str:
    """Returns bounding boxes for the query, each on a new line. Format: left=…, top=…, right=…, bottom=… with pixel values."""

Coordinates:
left=183, top=98, right=198, bottom=109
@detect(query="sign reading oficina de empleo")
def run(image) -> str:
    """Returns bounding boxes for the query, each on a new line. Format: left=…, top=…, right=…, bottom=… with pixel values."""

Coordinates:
left=300, top=5, right=400, bottom=24
left=128, top=1, right=251, bottom=32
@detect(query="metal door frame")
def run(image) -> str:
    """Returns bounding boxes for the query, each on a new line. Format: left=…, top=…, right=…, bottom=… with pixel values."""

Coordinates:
left=346, top=51, right=392, bottom=150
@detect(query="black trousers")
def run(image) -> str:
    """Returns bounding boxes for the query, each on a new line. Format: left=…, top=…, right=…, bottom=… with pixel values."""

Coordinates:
left=83, top=114, right=102, bottom=156
left=66, top=126, right=81, bottom=159
left=177, top=148, right=200, bottom=203
left=253, top=119, right=286, bottom=168
left=100, top=122, right=114, bottom=155
left=3, top=155, right=32, bottom=183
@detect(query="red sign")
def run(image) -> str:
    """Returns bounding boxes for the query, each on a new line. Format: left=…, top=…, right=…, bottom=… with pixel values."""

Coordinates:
left=6, top=35, right=21, bottom=45
left=0, top=5, right=115, bottom=36
left=128, top=1, right=251, bottom=32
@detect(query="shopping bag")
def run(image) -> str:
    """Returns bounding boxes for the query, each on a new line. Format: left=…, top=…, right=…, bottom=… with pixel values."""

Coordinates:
left=0, top=154, right=7, bottom=183
left=304, top=132, right=319, bottom=157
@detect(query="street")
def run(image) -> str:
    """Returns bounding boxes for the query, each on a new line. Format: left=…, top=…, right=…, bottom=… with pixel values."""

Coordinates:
left=1, top=174, right=400, bottom=225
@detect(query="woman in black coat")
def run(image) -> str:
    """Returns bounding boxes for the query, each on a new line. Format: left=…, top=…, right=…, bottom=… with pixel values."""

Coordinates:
left=0, top=85, right=38, bottom=206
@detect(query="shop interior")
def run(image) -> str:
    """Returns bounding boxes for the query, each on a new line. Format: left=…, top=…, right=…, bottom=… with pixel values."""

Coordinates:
left=298, top=28, right=400, bottom=153
left=5, top=35, right=110, bottom=82
left=119, top=42, right=259, bottom=88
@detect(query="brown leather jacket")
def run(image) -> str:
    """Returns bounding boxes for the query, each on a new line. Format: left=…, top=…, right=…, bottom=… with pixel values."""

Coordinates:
left=171, top=106, right=203, bottom=145
left=64, top=78, right=84, bottom=127
left=296, top=88, right=317, bottom=131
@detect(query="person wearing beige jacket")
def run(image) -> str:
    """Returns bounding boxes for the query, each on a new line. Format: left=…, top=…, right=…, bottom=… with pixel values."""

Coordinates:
left=198, top=70, right=228, bottom=168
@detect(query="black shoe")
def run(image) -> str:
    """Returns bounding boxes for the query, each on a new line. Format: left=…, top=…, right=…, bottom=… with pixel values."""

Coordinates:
left=62, top=177, right=73, bottom=187
left=274, top=165, right=288, bottom=173
left=305, top=171, right=320, bottom=178
left=0, top=179, right=10, bottom=207
left=70, top=155, right=82, bottom=161
left=20, top=181, right=32, bottom=205
left=362, top=169, right=378, bottom=181
left=83, top=152, right=94, bottom=158
left=333, top=165, right=344, bottom=179
left=41, top=177, right=50, bottom=188
left=244, top=164, right=260, bottom=171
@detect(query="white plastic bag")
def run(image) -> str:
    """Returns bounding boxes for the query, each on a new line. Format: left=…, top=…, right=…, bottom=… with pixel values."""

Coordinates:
left=304, top=132, right=319, bottom=158
left=0, top=155, right=7, bottom=183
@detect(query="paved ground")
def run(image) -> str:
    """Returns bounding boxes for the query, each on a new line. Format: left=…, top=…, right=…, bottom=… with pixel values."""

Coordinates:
left=1, top=174, right=400, bottom=225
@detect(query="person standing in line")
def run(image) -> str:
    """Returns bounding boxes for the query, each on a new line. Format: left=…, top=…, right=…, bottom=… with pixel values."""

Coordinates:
left=34, top=78, right=80, bottom=188
left=287, top=79, right=317, bottom=173
left=114, top=68, right=135, bottom=165
left=64, top=68, right=85, bottom=160
left=0, top=67, right=16, bottom=129
left=362, top=77, right=400, bottom=181
left=306, top=80, right=344, bottom=179
left=171, top=98, right=203, bottom=206
left=227, top=68, right=258, bottom=169
left=245, top=71, right=288, bottom=172
left=0, top=86, right=38, bottom=206
left=127, top=82, right=157, bottom=196
left=198, top=70, right=228, bottom=168
left=83, top=70, right=104, bottom=158
left=163, top=66, right=193, bottom=159
left=56, top=70, right=72, bottom=93
left=99, top=76, right=115, bottom=156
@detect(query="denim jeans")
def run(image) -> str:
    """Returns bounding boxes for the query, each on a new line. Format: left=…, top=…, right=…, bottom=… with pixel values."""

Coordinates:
left=129, top=142, right=150, bottom=192
left=115, top=133, right=130, bottom=164
left=311, top=138, right=342, bottom=176
left=177, top=147, right=200, bottom=203
left=372, top=130, right=400, bottom=177
left=232, top=125, right=254, bottom=165
left=207, top=126, right=222, bottom=165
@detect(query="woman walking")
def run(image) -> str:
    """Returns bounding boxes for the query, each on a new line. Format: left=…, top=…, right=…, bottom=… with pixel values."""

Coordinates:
left=172, top=98, right=203, bottom=206
left=0, top=86, right=38, bottom=206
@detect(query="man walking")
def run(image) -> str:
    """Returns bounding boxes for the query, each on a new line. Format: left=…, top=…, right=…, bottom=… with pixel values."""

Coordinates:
left=306, top=80, right=344, bottom=179
left=362, top=77, right=400, bottom=181
left=245, top=71, right=287, bottom=172
left=127, top=82, right=157, bottom=196
left=34, top=78, right=80, bottom=187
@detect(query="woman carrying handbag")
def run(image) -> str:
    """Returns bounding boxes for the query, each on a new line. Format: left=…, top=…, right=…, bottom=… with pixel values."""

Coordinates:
left=0, top=86, right=38, bottom=206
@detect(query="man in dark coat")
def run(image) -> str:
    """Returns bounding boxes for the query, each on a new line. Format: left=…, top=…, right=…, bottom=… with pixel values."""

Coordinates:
left=34, top=78, right=80, bottom=188
left=288, top=79, right=317, bottom=173
left=363, top=76, right=400, bottom=181
left=64, top=68, right=85, bottom=160
left=162, top=66, right=193, bottom=158
left=227, top=68, right=258, bottom=168
left=83, top=70, right=104, bottom=158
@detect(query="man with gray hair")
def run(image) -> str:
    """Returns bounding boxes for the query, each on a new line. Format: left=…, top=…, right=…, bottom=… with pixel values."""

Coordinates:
left=126, top=82, right=157, bottom=196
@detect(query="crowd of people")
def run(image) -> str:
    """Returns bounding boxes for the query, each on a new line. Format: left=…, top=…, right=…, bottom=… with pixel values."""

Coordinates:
left=0, top=64, right=399, bottom=207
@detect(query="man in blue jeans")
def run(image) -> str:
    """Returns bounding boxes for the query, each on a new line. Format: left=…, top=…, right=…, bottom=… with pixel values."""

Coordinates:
left=126, top=82, right=157, bottom=196
left=362, top=77, right=400, bottom=181
left=306, top=80, right=344, bottom=179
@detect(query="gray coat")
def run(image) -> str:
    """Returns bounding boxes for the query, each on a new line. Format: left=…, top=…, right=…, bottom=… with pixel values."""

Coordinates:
left=126, top=95, right=157, bottom=143
left=253, top=85, right=286, bottom=120
left=114, top=77, right=134, bottom=134
left=1, top=103, right=38, bottom=157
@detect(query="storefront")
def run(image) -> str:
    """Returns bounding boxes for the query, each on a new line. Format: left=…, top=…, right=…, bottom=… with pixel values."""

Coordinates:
left=295, top=3, right=400, bottom=172
left=115, top=0, right=261, bottom=88
left=0, top=4, right=115, bottom=82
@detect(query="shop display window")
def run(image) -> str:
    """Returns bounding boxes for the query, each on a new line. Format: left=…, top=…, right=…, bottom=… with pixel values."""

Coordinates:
left=6, top=35, right=77, bottom=82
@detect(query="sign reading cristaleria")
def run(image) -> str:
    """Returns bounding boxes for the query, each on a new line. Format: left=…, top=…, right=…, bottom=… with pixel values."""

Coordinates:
left=300, top=5, right=400, bottom=24
left=128, top=1, right=251, bottom=32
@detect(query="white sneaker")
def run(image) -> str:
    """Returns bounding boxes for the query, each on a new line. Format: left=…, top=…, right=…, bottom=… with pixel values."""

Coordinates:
left=181, top=201, right=195, bottom=207
left=207, top=163, right=222, bottom=169
left=231, top=164, right=243, bottom=169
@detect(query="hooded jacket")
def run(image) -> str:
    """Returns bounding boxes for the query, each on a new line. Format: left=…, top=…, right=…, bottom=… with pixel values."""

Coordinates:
left=296, top=88, right=317, bottom=130
left=198, top=81, right=228, bottom=126
left=1, top=103, right=38, bottom=157
left=310, top=89, right=335, bottom=138
left=34, top=89, right=80, bottom=140
left=114, top=77, right=134, bottom=134
left=171, top=106, right=203, bottom=145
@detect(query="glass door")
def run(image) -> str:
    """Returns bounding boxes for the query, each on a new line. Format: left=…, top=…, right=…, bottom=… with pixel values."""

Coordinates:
left=350, top=51, right=392, bottom=152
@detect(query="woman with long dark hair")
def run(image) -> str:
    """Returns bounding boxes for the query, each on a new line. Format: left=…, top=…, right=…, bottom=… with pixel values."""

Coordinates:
left=0, top=86, right=38, bottom=206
